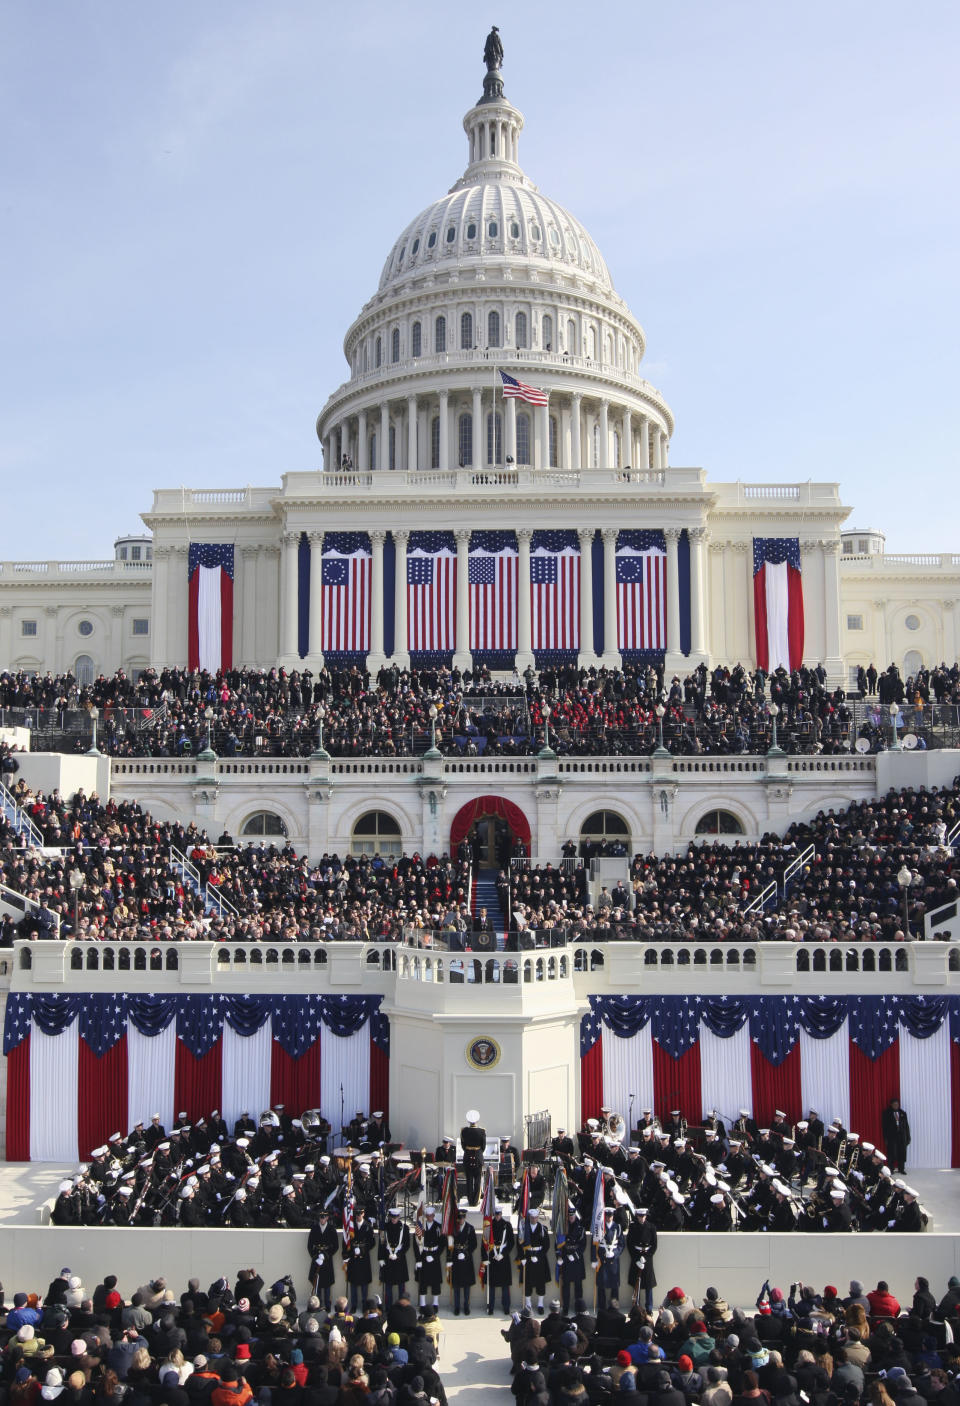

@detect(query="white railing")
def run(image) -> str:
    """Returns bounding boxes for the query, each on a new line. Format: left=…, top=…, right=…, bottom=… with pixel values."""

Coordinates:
left=781, top=844, right=815, bottom=898
left=315, top=465, right=676, bottom=493
left=0, top=881, right=60, bottom=937
left=742, top=879, right=777, bottom=915
left=0, top=782, right=42, bottom=847
left=0, top=560, right=151, bottom=576
left=841, top=552, right=960, bottom=570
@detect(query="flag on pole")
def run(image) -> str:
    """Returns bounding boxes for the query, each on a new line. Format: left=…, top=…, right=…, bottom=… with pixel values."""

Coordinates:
left=552, top=1164, right=569, bottom=1251
left=616, top=530, right=666, bottom=653
left=342, top=1165, right=356, bottom=1252
left=753, top=538, right=804, bottom=672
left=515, top=1164, right=531, bottom=1246
left=321, top=532, right=371, bottom=655
left=407, top=531, right=457, bottom=654
left=440, top=1166, right=458, bottom=1237
left=478, top=1165, right=496, bottom=1288
left=530, top=530, right=579, bottom=654
left=188, top=544, right=234, bottom=673
left=590, top=1165, right=608, bottom=1251
left=499, top=369, right=549, bottom=406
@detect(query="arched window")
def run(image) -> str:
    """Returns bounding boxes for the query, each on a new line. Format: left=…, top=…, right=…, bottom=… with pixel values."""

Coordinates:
left=431, top=416, right=440, bottom=469
left=75, top=654, right=95, bottom=688
left=352, top=810, right=402, bottom=858
left=549, top=415, right=558, bottom=468
left=389, top=425, right=396, bottom=471
left=904, top=649, right=923, bottom=676
left=605, top=333, right=614, bottom=363
left=375, top=335, right=382, bottom=368
left=567, top=318, right=577, bottom=354
left=241, top=811, right=288, bottom=837
left=411, top=321, right=422, bottom=358
left=435, top=315, right=446, bottom=353
left=515, top=311, right=528, bottom=348
left=695, top=810, right=745, bottom=836
left=458, top=413, right=473, bottom=467
left=487, top=412, right=503, bottom=465
left=487, top=310, right=501, bottom=348
left=542, top=314, right=553, bottom=351
left=460, top=312, right=473, bottom=349
left=579, top=810, right=630, bottom=856
left=517, top=412, right=531, bottom=465
left=391, top=328, right=400, bottom=363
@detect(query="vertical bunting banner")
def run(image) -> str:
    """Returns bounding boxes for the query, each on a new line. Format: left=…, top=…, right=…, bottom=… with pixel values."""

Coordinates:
left=578, top=995, right=960, bottom=1168
left=616, top=530, right=666, bottom=654
left=188, top=544, right=235, bottom=673
left=322, top=532, right=371, bottom=656
left=530, top=530, right=579, bottom=658
left=3, top=993, right=389, bottom=1161
left=407, top=530, right=456, bottom=657
left=753, top=538, right=804, bottom=672
left=469, top=530, right=518, bottom=660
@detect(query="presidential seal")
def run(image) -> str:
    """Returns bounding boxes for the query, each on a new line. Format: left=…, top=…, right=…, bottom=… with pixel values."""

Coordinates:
left=466, top=1035, right=501, bottom=1070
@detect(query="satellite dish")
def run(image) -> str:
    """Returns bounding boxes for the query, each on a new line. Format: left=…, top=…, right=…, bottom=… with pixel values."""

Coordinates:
left=855, top=738, right=870, bottom=754
left=903, top=733, right=919, bottom=750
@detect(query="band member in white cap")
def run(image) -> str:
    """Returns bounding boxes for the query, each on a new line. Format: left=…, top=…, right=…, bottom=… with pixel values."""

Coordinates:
left=415, top=1205, right=445, bottom=1313
left=460, top=1109, right=485, bottom=1204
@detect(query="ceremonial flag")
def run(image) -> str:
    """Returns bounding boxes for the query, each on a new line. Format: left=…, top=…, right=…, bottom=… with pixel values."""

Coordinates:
left=530, top=530, right=579, bottom=655
left=499, top=369, right=548, bottom=406
left=479, top=1166, right=496, bottom=1288
left=753, top=538, right=804, bottom=672
left=407, top=531, right=456, bottom=655
left=579, top=994, right=960, bottom=1169
left=322, top=532, right=371, bottom=655
left=552, top=1164, right=569, bottom=1251
left=616, top=530, right=665, bottom=653
left=440, top=1166, right=458, bottom=1236
left=188, top=544, right=234, bottom=673
left=589, top=1162, right=608, bottom=1249
left=469, top=531, right=518, bottom=655
left=342, top=1167, right=356, bottom=1252
left=516, top=1164, right=531, bottom=1245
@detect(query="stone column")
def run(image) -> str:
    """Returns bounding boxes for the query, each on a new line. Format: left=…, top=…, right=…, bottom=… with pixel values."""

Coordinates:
left=393, top=530, right=410, bottom=668
left=340, top=420, right=350, bottom=469
left=380, top=403, right=390, bottom=472
left=259, top=544, right=281, bottom=664
left=406, top=395, right=417, bottom=472
left=689, top=527, right=708, bottom=659
left=570, top=394, right=582, bottom=472
left=710, top=542, right=727, bottom=665
left=280, top=530, right=300, bottom=665
left=822, top=538, right=843, bottom=682
left=369, top=529, right=386, bottom=670
left=151, top=546, right=170, bottom=668
left=169, top=544, right=190, bottom=666
left=622, top=409, right=633, bottom=469
left=664, top=527, right=682, bottom=670
left=662, top=433, right=670, bottom=467
left=357, top=410, right=368, bottom=472
left=240, top=546, right=259, bottom=665
left=577, top=527, right=597, bottom=667
left=537, top=403, right=550, bottom=469
left=740, top=541, right=756, bottom=666
left=639, top=415, right=650, bottom=470
left=601, top=527, right=621, bottom=668
left=516, top=528, right=534, bottom=670
left=324, top=432, right=335, bottom=471
left=652, top=428, right=663, bottom=470
left=438, top=391, right=449, bottom=470
left=505, top=394, right=517, bottom=465
left=599, top=400, right=609, bottom=468
left=453, top=528, right=471, bottom=670
left=472, top=388, right=482, bottom=467
left=306, top=532, right=324, bottom=665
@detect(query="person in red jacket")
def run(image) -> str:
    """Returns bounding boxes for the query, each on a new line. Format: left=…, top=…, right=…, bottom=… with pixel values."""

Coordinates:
left=866, top=1280, right=901, bottom=1322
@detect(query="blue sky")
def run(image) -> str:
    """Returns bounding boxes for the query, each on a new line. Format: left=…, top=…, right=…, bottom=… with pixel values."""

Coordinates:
left=2, top=2, right=957, bottom=556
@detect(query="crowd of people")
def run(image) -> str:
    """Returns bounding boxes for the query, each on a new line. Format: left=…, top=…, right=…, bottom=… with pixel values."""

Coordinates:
left=2, top=659, right=957, bottom=762
left=0, top=1265, right=447, bottom=1406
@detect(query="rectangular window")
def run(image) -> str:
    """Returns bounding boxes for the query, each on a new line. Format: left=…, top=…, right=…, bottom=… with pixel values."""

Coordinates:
left=847, top=614, right=863, bottom=631
left=132, top=618, right=149, bottom=636
left=20, top=620, right=37, bottom=637
left=858, top=539, right=869, bottom=553
left=131, top=545, right=141, bottom=560
left=842, top=540, right=853, bottom=554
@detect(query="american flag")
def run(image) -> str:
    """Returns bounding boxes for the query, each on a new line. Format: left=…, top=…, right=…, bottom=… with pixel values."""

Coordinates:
left=407, top=532, right=456, bottom=654
left=479, top=1166, right=496, bottom=1284
left=530, top=530, right=579, bottom=653
left=499, top=369, right=548, bottom=406
left=342, top=1168, right=356, bottom=1251
left=188, top=543, right=234, bottom=673
left=616, top=530, right=666, bottom=652
left=469, top=534, right=518, bottom=653
left=322, top=534, right=371, bottom=654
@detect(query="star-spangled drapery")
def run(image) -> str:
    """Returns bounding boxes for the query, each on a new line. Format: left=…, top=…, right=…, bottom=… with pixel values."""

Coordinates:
left=580, top=993, right=960, bottom=1168
left=4, top=992, right=390, bottom=1163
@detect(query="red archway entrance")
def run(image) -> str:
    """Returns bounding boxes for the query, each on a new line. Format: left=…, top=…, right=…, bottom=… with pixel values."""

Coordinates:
left=450, top=795, right=531, bottom=867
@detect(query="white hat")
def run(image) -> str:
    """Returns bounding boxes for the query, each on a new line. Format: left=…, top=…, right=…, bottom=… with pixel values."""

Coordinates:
left=388, top=1206, right=401, bottom=1216
left=58, top=1180, right=73, bottom=1193
left=466, top=1109, right=480, bottom=1123
left=180, top=1186, right=194, bottom=1199
left=710, top=1193, right=725, bottom=1205
left=424, top=1205, right=436, bottom=1217
left=282, top=1185, right=294, bottom=1196
left=92, top=1146, right=108, bottom=1157
left=320, top=1156, right=331, bottom=1165
left=235, top=1189, right=247, bottom=1201
left=586, top=1118, right=599, bottom=1129
left=829, top=1187, right=845, bottom=1200
left=774, top=1109, right=785, bottom=1118
left=862, top=1142, right=875, bottom=1153
left=151, top=1113, right=161, bottom=1120
left=796, top=1121, right=809, bottom=1130
left=372, top=1111, right=384, bottom=1119
left=782, top=1138, right=794, bottom=1147
left=117, top=1186, right=133, bottom=1198
left=738, top=1108, right=750, bottom=1117
left=236, top=1137, right=249, bottom=1147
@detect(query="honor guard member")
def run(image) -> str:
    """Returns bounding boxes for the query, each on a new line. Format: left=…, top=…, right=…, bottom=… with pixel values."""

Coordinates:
left=823, top=1184, right=854, bottom=1232
left=705, top=1191, right=733, bottom=1232
left=484, top=1205, right=515, bottom=1316
left=460, top=1110, right=486, bottom=1205
left=343, top=1204, right=377, bottom=1313
left=415, top=1206, right=445, bottom=1314
left=450, top=1208, right=478, bottom=1316
left=594, top=1206, right=624, bottom=1312
left=558, top=1206, right=586, bottom=1314
left=626, top=1206, right=657, bottom=1311
left=227, top=1187, right=252, bottom=1228
left=308, top=1208, right=339, bottom=1311
left=519, top=1210, right=551, bottom=1315
left=378, top=1205, right=411, bottom=1308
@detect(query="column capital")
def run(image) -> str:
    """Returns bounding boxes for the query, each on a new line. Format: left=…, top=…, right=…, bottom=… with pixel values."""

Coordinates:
left=282, top=530, right=300, bottom=548
left=689, top=527, right=707, bottom=544
left=438, top=387, right=449, bottom=402
left=664, top=527, right=682, bottom=544
left=571, top=390, right=582, bottom=404
left=799, top=539, right=820, bottom=555
left=154, top=545, right=173, bottom=561
left=241, top=544, right=259, bottom=560
left=369, top=529, right=386, bottom=547
left=307, top=530, right=324, bottom=546
left=393, top=529, right=410, bottom=547
left=577, top=527, right=595, bottom=546
left=601, top=527, right=619, bottom=544
left=517, top=528, right=533, bottom=544
left=455, top=528, right=471, bottom=546
left=822, top=538, right=842, bottom=556
left=263, top=544, right=281, bottom=560
left=110, top=604, right=125, bottom=617
left=729, top=540, right=749, bottom=554
left=170, top=543, right=189, bottom=558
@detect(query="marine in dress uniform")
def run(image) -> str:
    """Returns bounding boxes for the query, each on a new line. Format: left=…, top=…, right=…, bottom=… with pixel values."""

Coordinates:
left=415, top=1206, right=445, bottom=1312
left=519, top=1210, right=551, bottom=1314
left=450, top=1209, right=478, bottom=1315
left=484, top=1206, right=515, bottom=1315
left=594, top=1206, right=624, bottom=1311
left=460, top=1110, right=486, bottom=1205
left=343, top=1205, right=377, bottom=1313
left=308, top=1210, right=339, bottom=1310
left=378, top=1205, right=411, bottom=1308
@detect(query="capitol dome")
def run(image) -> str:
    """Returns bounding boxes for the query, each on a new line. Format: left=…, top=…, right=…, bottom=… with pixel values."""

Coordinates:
left=317, top=34, right=674, bottom=475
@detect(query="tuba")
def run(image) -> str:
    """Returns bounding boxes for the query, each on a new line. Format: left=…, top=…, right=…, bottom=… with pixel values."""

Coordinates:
left=301, top=1110, right=325, bottom=1135
left=601, top=1110, right=627, bottom=1142
left=259, top=1110, right=280, bottom=1128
